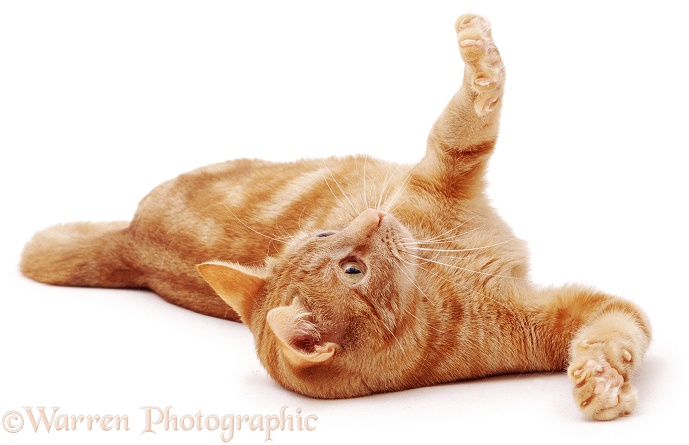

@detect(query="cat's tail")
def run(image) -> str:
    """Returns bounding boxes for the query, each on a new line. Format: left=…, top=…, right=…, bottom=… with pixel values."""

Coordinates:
left=20, top=221, right=143, bottom=289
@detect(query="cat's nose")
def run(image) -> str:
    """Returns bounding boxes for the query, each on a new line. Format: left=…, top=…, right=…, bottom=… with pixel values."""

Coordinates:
left=360, top=208, right=384, bottom=226
left=342, top=209, right=384, bottom=239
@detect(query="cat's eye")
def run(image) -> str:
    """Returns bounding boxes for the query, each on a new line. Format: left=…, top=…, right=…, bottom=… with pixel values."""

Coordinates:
left=340, top=261, right=366, bottom=284
left=316, top=232, right=333, bottom=238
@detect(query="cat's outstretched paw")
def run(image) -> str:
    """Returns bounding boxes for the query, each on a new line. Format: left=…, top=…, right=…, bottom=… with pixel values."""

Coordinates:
left=568, top=340, right=638, bottom=420
left=455, top=14, right=504, bottom=116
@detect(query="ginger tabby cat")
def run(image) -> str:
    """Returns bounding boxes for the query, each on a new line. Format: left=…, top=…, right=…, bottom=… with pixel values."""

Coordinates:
left=21, top=14, right=650, bottom=420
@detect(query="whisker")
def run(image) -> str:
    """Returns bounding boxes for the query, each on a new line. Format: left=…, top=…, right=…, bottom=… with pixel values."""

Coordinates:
left=321, top=161, right=360, bottom=216
left=379, top=317, right=404, bottom=351
left=323, top=178, right=356, bottom=219
left=397, top=252, right=528, bottom=335
left=384, top=166, right=417, bottom=214
left=400, top=250, right=519, bottom=280
left=274, top=221, right=297, bottom=243
left=317, top=163, right=359, bottom=220
left=223, top=204, right=288, bottom=244
left=411, top=238, right=517, bottom=253
left=392, top=248, right=531, bottom=344
left=362, top=156, right=369, bottom=210
left=297, top=206, right=308, bottom=233
left=403, top=217, right=479, bottom=245
left=400, top=229, right=480, bottom=246
left=376, top=165, right=392, bottom=211
left=402, top=305, right=442, bottom=333
left=401, top=229, right=482, bottom=246
left=391, top=250, right=438, bottom=309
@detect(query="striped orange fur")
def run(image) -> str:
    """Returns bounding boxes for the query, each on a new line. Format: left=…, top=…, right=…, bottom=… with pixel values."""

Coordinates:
left=20, top=14, right=650, bottom=420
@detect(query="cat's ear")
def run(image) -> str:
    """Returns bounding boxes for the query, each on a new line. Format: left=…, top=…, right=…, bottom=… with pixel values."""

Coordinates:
left=267, top=299, right=338, bottom=368
left=196, top=261, right=266, bottom=323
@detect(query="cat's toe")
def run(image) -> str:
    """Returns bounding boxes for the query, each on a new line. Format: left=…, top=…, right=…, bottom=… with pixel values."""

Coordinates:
left=454, top=13, right=503, bottom=116
left=569, top=355, right=637, bottom=420
left=455, top=14, right=491, bottom=34
left=455, top=15, right=491, bottom=63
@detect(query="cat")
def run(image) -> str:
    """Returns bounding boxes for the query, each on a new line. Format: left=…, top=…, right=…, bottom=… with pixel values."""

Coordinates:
left=20, top=14, right=650, bottom=421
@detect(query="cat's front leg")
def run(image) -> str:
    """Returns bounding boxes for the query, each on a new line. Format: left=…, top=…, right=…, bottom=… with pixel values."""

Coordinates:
left=417, top=14, right=506, bottom=199
left=532, top=286, right=650, bottom=420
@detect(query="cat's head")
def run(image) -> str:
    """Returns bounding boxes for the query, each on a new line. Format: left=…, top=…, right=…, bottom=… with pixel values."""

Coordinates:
left=197, top=209, right=421, bottom=397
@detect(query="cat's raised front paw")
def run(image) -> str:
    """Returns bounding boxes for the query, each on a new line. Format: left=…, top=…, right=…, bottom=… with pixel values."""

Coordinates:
left=455, top=14, right=504, bottom=116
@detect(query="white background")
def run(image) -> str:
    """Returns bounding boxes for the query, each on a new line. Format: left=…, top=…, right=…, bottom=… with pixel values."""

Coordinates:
left=1, top=1, right=687, bottom=444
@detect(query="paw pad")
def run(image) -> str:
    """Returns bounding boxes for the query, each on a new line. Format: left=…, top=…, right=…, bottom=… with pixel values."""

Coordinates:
left=568, top=337, right=642, bottom=420
left=454, top=14, right=504, bottom=116
left=575, top=358, right=623, bottom=409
